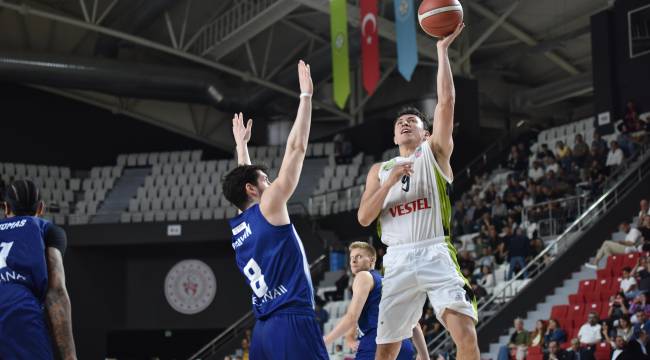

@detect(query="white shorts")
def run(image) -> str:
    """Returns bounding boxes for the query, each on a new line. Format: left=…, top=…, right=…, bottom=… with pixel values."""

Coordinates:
left=376, top=238, right=478, bottom=344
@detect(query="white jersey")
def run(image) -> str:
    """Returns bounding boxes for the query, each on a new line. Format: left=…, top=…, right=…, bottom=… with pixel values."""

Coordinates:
left=377, top=141, right=453, bottom=247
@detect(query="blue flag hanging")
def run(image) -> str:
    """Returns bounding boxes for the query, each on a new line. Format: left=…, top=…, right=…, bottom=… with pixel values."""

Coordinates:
left=394, top=0, right=418, bottom=81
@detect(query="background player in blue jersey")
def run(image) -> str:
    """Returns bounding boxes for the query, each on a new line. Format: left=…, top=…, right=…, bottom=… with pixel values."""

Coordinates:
left=222, top=60, right=328, bottom=359
left=0, top=179, right=77, bottom=359
left=323, top=242, right=430, bottom=360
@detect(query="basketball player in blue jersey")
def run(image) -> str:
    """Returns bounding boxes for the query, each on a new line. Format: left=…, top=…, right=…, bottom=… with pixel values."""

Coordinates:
left=323, top=242, right=430, bottom=360
left=0, top=180, right=77, bottom=359
left=222, top=60, right=328, bottom=359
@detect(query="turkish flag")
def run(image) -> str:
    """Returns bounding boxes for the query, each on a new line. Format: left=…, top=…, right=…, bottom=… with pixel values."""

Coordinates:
left=360, top=0, right=379, bottom=95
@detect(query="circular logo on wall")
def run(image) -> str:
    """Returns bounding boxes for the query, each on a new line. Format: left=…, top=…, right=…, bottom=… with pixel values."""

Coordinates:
left=164, top=259, right=216, bottom=315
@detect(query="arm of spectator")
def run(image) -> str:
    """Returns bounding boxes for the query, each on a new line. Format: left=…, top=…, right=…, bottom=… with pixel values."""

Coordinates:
left=323, top=271, right=373, bottom=345
left=411, top=323, right=430, bottom=360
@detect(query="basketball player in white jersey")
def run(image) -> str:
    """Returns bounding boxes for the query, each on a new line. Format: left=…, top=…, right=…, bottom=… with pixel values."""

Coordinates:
left=357, top=23, right=479, bottom=360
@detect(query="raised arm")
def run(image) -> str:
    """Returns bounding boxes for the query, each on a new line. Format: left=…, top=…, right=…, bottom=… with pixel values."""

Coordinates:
left=428, top=23, right=464, bottom=178
left=323, top=271, right=374, bottom=345
left=412, top=323, right=431, bottom=360
left=357, top=161, right=413, bottom=227
left=260, top=60, right=313, bottom=225
left=45, top=247, right=77, bottom=360
left=232, top=112, right=253, bottom=165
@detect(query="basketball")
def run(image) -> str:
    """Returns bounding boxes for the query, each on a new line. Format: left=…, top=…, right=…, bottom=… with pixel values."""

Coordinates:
left=418, top=0, right=464, bottom=38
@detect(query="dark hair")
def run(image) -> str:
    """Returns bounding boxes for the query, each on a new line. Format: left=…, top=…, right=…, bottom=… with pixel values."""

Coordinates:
left=394, top=106, right=431, bottom=132
left=623, top=266, right=632, bottom=273
left=222, top=165, right=268, bottom=211
left=4, top=179, right=41, bottom=216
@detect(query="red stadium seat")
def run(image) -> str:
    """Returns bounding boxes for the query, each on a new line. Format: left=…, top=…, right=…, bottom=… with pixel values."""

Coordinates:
left=560, top=341, right=571, bottom=350
left=527, top=354, right=543, bottom=360
left=569, top=293, right=585, bottom=305
left=578, top=279, right=596, bottom=293
left=586, top=302, right=602, bottom=315
left=551, top=305, right=570, bottom=319
left=528, top=346, right=542, bottom=355
left=597, top=268, right=612, bottom=279
left=623, top=252, right=641, bottom=268
left=600, top=289, right=616, bottom=302
left=599, top=303, right=610, bottom=320
left=607, top=255, right=624, bottom=273
left=568, top=304, right=586, bottom=324
left=612, top=277, right=623, bottom=291
left=596, top=341, right=612, bottom=353
left=584, top=291, right=600, bottom=303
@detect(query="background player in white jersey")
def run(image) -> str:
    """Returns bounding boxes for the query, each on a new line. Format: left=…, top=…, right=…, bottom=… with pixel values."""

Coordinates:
left=357, top=23, right=480, bottom=360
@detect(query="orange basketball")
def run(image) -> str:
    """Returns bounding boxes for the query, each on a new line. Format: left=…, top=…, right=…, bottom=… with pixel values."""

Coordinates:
left=418, top=0, right=463, bottom=38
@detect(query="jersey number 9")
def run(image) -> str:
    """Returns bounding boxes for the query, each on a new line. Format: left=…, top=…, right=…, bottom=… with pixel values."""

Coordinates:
left=243, top=258, right=268, bottom=298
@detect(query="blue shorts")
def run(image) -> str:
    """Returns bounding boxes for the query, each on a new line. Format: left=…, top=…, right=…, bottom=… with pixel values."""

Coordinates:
left=251, top=313, right=328, bottom=360
left=0, top=287, right=54, bottom=360
left=356, top=329, right=415, bottom=360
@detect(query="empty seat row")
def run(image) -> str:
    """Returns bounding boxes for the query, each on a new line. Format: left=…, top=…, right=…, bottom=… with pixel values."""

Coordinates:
left=128, top=195, right=229, bottom=213
left=152, top=160, right=237, bottom=177
left=82, top=178, right=115, bottom=192
left=75, top=201, right=100, bottom=215
left=117, top=150, right=203, bottom=167
left=89, top=166, right=123, bottom=179
left=0, top=163, right=71, bottom=179
left=121, top=207, right=237, bottom=223
left=137, top=184, right=221, bottom=200
left=145, top=173, right=222, bottom=188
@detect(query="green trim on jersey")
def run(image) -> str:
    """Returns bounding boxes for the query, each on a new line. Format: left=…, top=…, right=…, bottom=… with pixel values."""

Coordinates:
left=434, top=166, right=479, bottom=318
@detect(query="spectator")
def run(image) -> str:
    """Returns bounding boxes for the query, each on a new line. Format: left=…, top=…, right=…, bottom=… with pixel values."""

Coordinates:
left=636, top=257, right=650, bottom=293
left=497, top=318, right=530, bottom=360
left=606, top=141, right=624, bottom=169
left=586, top=158, right=607, bottom=195
left=629, top=295, right=650, bottom=321
left=537, top=143, right=555, bottom=161
left=477, top=247, right=497, bottom=271
left=612, top=316, right=635, bottom=342
left=623, top=100, right=641, bottom=132
left=577, top=312, right=602, bottom=358
left=529, top=320, right=547, bottom=348
left=331, top=344, right=345, bottom=360
left=587, top=222, right=642, bottom=269
left=522, top=192, right=535, bottom=208
left=573, top=134, right=590, bottom=166
left=459, top=250, right=475, bottom=274
left=563, top=338, right=582, bottom=360
left=314, top=303, right=329, bottom=332
left=609, top=293, right=631, bottom=323
left=602, top=333, right=627, bottom=360
left=477, top=265, right=496, bottom=290
left=555, top=141, right=572, bottom=168
left=224, top=356, right=232, bottom=360
left=324, top=271, right=350, bottom=301
left=545, top=157, right=560, bottom=174
left=619, top=326, right=650, bottom=360
left=640, top=216, right=650, bottom=251
left=470, top=279, right=488, bottom=301
left=640, top=199, right=650, bottom=221
left=545, top=319, right=568, bottom=346
left=506, top=228, right=530, bottom=280
left=492, top=196, right=509, bottom=221
left=240, top=338, right=250, bottom=360
left=591, top=131, right=608, bottom=159
left=529, top=160, right=546, bottom=182
left=620, top=267, right=639, bottom=299
left=544, top=340, right=567, bottom=360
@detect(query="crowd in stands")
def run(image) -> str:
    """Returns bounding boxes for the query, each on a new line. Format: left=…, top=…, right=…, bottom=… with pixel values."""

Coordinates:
left=494, top=199, right=650, bottom=360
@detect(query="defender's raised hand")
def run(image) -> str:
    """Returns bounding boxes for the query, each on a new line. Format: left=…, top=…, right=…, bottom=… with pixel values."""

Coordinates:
left=232, top=112, right=252, bottom=147
left=298, top=60, right=313, bottom=96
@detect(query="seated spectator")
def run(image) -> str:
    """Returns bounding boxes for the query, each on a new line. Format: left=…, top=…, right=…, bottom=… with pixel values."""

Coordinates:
left=640, top=216, right=650, bottom=251
left=537, top=143, right=555, bottom=161
left=619, top=326, right=650, bottom=360
left=528, top=160, right=545, bottom=181
left=506, top=228, right=530, bottom=280
left=555, top=141, right=573, bottom=168
left=477, top=246, right=497, bottom=270
left=497, top=318, right=530, bottom=360
left=544, top=319, right=567, bottom=346
left=529, top=320, right=547, bottom=348
left=623, top=100, right=642, bottom=132
left=633, top=309, right=650, bottom=338
left=478, top=212, right=494, bottom=234
left=609, top=293, right=631, bottom=323
left=587, top=222, right=643, bottom=269
left=477, top=265, right=496, bottom=290
left=470, top=279, right=487, bottom=301
left=544, top=340, right=567, bottom=360
left=331, top=344, right=345, bottom=360
left=629, top=294, right=650, bottom=320
left=240, top=338, right=250, bottom=360
left=606, top=141, right=624, bottom=169
left=620, top=267, right=639, bottom=299
left=459, top=250, right=476, bottom=274
left=545, top=157, right=560, bottom=174
left=573, top=134, right=590, bottom=166
left=639, top=199, right=650, bottom=222
left=577, top=312, right=602, bottom=358
left=420, top=307, right=443, bottom=344
left=602, top=333, right=627, bottom=360
left=586, top=157, right=607, bottom=195
left=492, top=196, right=508, bottom=221
left=612, top=315, right=635, bottom=342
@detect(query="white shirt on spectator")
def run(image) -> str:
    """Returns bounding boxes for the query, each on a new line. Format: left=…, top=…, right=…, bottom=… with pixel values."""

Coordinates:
left=545, top=163, right=559, bottom=174
left=621, top=276, right=637, bottom=292
left=606, top=148, right=624, bottom=167
left=625, top=228, right=642, bottom=245
left=578, top=323, right=602, bottom=344
left=528, top=167, right=545, bottom=181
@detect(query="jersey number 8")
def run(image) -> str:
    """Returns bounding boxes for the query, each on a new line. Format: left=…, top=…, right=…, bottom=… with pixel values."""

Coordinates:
left=243, top=258, right=268, bottom=298
left=0, top=242, right=14, bottom=270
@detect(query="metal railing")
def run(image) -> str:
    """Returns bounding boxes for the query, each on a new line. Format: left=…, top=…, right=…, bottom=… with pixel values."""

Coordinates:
left=522, top=194, right=590, bottom=237
left=187, top=254, right=327, bottom=360
left=427, top=147, right=650, bottom=356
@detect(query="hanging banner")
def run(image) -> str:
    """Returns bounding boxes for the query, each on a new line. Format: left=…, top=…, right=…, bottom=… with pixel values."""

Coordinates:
left=360, top=0, right=380, bottom=95
left=394, top=0, right=418, bottom=81
left=330, top=0, right=350, bottom=109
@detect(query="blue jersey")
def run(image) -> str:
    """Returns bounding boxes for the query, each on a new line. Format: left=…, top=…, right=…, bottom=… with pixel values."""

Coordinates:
left=356, top=270, right=414, bottom=360
left=0, top=216, right=50, bottom=302
left=358, top=270, right=381, bottom=335
left=229, top=204, right=315, bottom=319
left=0, top=216, right=55, bottom=360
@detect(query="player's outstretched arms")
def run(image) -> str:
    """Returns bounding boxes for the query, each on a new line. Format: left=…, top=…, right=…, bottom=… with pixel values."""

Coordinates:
left=323, top=271, right=374, bottom=345
left=45, top=247, right=77, bottom=360
left=428, top=23, right=464, bottom=179
left=357, top=161, right=413, bottom=227
left=232, top=112, right=253, bottom=166
left=412, top=323, right=431, bottom=360
left=261, top=60, right=312, bottom=225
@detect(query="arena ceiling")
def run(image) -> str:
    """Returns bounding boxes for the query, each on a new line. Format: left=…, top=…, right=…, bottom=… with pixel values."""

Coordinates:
left=0, top=0, right=612, bottom=151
